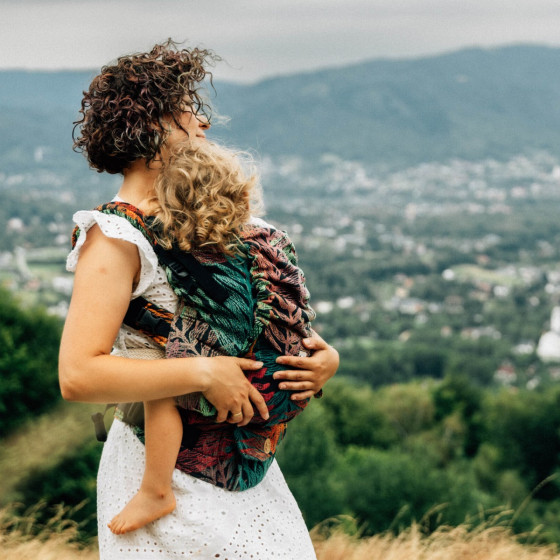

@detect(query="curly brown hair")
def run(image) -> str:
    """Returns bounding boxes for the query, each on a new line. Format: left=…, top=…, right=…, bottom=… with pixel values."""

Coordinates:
left=149, top=140, right=263, bottom=256
left=73, top=39, right=218, bottom=174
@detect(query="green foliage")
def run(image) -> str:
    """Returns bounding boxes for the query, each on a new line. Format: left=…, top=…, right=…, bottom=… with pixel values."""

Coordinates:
left=433, top=375, right=483, bottom=456
left=480, top=388, right=560, bottom=498
left=336, top=341, right=450, bottom=388
left=0, top=191, right=75, bottom=251
left=320, top=378, right=399, bottom=448
left=9, top=374, right=560, bottom=544
left=0, top=288, right=62, bottom=435
left=433, top=375, right=482, bottom=421
left=372, top=383, right=436, bottom=439
left=277, top=376, right=560, bottom=542
left=14, top=438, right=102, bottom=540
left=276, top=400, right=345, bottom=527
left=339, top=446, right=447, bottom=534
left=338, top=446, right=486, bottom=535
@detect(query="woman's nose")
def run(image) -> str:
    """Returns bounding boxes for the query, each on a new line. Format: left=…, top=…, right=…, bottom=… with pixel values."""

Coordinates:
left=198, top=114, right=210, bottom=130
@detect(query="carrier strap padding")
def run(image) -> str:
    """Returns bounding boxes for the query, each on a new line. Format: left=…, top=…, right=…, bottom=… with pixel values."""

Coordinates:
left=123, top=297, right=173, bottom=339
left=151, top=237, right=230, bottom=305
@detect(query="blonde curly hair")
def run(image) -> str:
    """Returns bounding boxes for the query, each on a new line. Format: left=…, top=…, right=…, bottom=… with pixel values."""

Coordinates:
left=149, top=140, right=263, bottom=255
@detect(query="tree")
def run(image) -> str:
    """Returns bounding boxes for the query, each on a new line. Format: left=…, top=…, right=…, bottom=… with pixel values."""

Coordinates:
left=0, top=288, right=62, bottom=435
left=276, top=400, right=345, bottom=527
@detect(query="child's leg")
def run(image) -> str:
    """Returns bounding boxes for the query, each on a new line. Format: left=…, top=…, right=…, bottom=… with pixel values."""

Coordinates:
left=108, top=397, right=182, bottom=535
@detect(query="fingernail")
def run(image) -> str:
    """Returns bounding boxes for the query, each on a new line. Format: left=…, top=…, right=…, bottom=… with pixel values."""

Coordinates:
left=303, top=338, right=312, bottom=344
left=276, top=357, right=285, bottom=363
left=280, top=383, right=286, bottom=389
left=255, top=361, right=263, bottom=367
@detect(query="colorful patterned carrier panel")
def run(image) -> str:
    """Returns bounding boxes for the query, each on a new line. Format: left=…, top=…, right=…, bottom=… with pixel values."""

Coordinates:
left=73, top=202, right=316, bottom=491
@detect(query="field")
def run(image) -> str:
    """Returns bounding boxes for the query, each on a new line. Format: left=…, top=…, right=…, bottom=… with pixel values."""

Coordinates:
left=450, top=264, right=524, bottom=287
left=2, top=512, right=560, bottom=560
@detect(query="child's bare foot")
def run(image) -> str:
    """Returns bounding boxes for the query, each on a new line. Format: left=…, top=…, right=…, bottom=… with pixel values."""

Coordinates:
left=108, top=488, right=176, bottom=534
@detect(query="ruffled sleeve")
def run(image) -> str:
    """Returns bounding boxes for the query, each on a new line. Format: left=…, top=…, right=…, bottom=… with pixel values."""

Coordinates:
left=66, top=209, right=159, bottom=299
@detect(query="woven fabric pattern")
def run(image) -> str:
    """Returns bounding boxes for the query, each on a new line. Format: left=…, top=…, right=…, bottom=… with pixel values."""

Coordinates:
left=83, top=202, right=315, bottom=491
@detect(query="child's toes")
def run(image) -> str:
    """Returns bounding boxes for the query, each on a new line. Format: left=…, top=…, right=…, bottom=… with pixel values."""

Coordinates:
left=108, top=517, right=122, bottom=534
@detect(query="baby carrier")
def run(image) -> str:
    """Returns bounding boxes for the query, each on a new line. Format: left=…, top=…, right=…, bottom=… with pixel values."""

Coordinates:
left=74, top=201, right=316, bottom=491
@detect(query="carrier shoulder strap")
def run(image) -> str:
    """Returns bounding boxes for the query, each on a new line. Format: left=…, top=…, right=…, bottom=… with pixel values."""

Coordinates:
left=89, top=202, right=175, bottom=346
left=88, top=201, right=229, bottom=343
left=79, top=201, right=238, bottom=441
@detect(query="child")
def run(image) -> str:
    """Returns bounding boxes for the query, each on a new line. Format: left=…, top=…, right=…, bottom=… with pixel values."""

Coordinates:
left=107, top=140, right=316, bottom=534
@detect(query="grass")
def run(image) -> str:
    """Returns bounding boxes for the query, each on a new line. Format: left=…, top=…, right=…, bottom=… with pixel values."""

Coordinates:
left=451, top=264, right=522, bottom=287
left=27, top=263, right=68, bottom=281
left=0, top=401, right=102, bottom=505
left=0, top=504, right=98, bottom=560
left=2, top=508, right=560, bottom=560
left=311, top=507, right=560, bottom=559
left=312, top=524, right=560, bottom=560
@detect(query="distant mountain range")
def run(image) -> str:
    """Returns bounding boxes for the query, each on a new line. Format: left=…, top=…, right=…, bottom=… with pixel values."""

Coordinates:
left=2, top=44, right=560, bottom=171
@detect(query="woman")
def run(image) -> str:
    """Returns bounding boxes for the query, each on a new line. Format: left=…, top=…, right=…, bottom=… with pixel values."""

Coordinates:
left=59, top=41, right=338, bottom=559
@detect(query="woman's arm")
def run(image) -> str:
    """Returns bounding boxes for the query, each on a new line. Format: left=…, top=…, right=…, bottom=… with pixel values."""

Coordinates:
left=273, top=331, right=339, bottom=400
left=59, top=225, right=268, bottom=424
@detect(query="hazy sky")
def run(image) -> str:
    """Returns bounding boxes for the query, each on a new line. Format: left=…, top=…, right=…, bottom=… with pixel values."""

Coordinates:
left=2, top=0, right=560, bottom=82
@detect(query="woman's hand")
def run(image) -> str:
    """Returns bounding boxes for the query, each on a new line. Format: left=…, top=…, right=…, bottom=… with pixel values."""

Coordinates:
left=273, top=331, right=339, bottom=400
left=201, top=357, right=270, bottom=427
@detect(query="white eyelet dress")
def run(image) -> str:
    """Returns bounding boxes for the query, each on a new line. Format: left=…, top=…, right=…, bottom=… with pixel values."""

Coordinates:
left=67, top=207, right=317, bottom=560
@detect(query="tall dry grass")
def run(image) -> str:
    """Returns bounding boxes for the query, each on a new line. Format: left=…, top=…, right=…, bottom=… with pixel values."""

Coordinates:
left=313, top=524, right=560, bottom=560
left=0, top=401, right=100, bottom=504
left=0, top=503, right=97, bottom=560
left=3, top=507, right=560, bottom=560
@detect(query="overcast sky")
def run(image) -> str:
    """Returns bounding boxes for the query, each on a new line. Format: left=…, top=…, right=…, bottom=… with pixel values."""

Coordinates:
left=2, top=0, right=560, bottom=82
